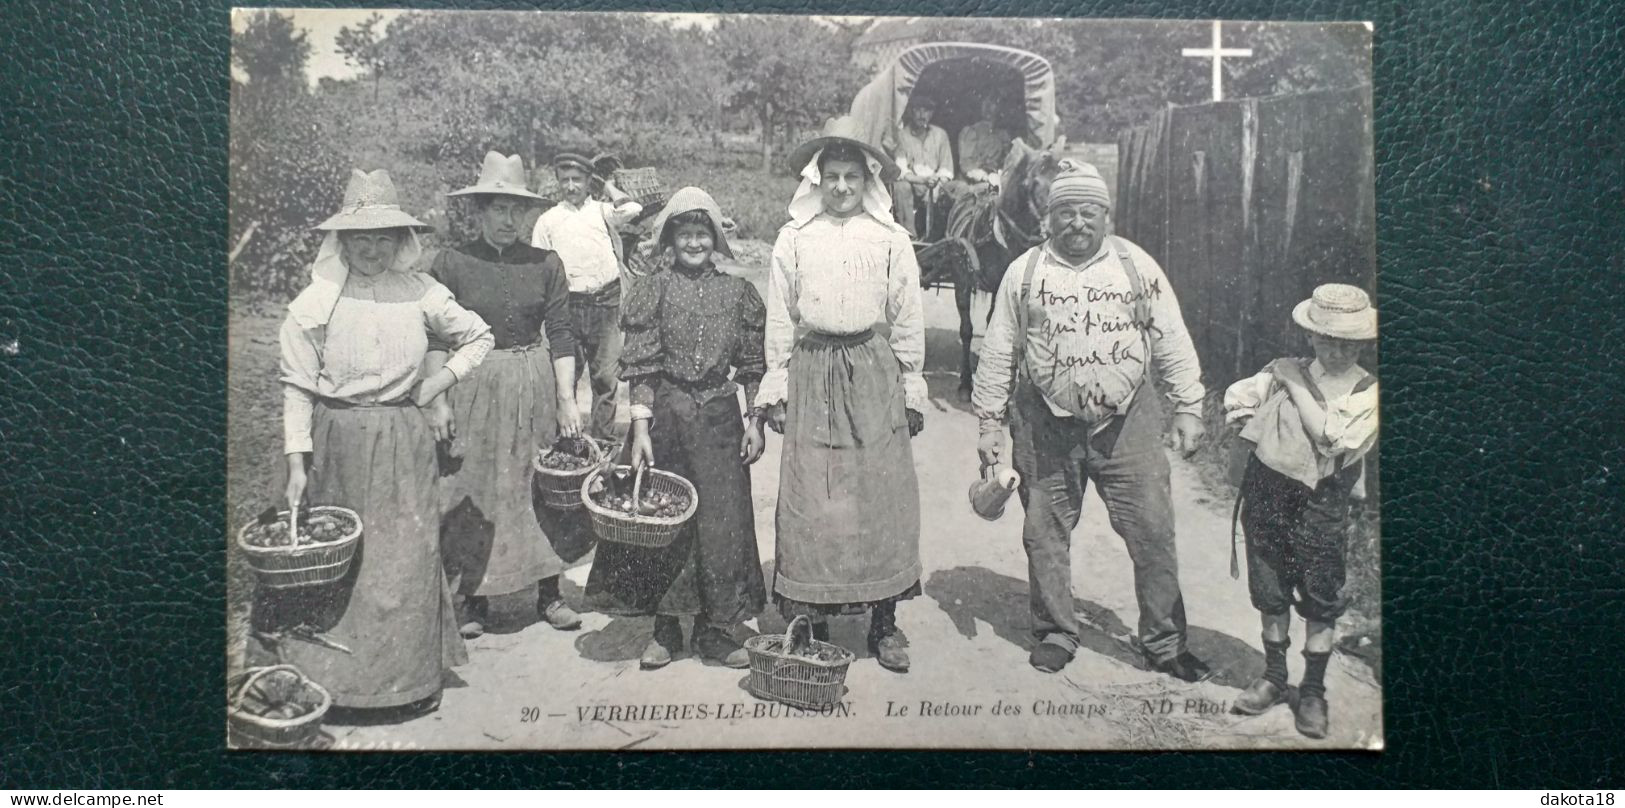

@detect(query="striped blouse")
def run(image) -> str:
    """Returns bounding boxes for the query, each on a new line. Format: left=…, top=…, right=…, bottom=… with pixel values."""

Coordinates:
left=280, top=270, right=494, bottom=454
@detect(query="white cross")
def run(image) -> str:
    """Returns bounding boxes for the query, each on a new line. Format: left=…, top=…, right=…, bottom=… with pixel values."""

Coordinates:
left=1182, top=20, right=1253, bottom=102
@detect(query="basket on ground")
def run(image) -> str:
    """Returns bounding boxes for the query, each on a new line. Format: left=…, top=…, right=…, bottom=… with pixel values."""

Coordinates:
left=235, top=506, right=362, bottom=590
left=581, top=464, right=698, bottom=548
left=533, top=437, right=606, bottom=511
left=743, top=615, right=855, bottom=709
left=227, top=664, right=332, bottom=749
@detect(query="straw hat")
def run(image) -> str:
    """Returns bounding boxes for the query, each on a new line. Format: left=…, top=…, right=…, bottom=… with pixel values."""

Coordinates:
left=647, top=186, right=733, bottom=259
left=315, top=169, right=428, bottom=231
left=447, top=151, right=543, bottom=200
left=1292, top=283, right=1378, bottom=341
left=788, top=115, right=900, bottom=183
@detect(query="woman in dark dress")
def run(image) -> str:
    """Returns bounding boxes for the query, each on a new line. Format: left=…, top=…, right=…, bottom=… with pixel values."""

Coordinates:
left=427, top=152, right=592, bottom=637
left=584, top=187, right=768, bottom=670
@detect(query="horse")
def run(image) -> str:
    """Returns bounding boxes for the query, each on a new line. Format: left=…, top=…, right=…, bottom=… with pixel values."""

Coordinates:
left=915, top=139, right=1074, bottom=401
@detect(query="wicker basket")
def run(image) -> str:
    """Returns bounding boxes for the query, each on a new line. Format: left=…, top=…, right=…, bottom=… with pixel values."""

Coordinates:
left=580, top=464, right=697, bottom=548
left=533, top=437, right=606, bottom=511
left=235, top=506, right=362, bottom=590
left=611, top=167, right=666, bottom=209
left=227, top=665, right=331, bottom=749
left=743, top=616, right=855, bottom=709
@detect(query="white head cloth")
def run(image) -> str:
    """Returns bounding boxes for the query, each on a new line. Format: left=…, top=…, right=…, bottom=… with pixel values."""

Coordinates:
left=786, top=149, right=906, bottom=233
left=286, top=229, right=425, bottom=330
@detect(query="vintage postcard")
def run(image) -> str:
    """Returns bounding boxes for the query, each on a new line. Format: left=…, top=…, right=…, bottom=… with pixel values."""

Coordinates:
left=227, top=9, right=1379, bottom=750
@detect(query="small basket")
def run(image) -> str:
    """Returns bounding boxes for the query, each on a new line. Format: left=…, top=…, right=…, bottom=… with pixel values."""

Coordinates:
left=611, top=167, right=666, bottom=209
left=580, top=464, right=698, bottom=548
left=235, top=506, right=362, bottom=590
left=533, top=437, right=606, bottom=511
left=227, top=664, right=331, bottom=749
left=743, top=616, right=855, bottom=709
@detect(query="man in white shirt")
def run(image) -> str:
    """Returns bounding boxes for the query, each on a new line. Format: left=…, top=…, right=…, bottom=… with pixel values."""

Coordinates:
left=531, top=152, right=643, bottom=440
left=971, top=164, right=1212, bottom=682
left=889, top=95, right=955, bottom=239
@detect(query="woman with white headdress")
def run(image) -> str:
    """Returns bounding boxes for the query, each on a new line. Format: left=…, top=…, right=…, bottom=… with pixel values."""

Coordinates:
left=756, top=116, right=927, bottom=674
left=259, top=169, right=493, bottom=717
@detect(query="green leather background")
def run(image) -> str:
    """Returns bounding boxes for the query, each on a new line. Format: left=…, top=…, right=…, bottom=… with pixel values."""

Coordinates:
left=2, top=0, right=1621, bottom=788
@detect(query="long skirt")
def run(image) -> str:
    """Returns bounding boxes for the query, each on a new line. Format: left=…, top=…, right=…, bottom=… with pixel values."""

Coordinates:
left=585, top=385, right=765, bottom=627
left=253, top=401, right=466, bottom=709
left=440, top=345, right=594, bottom=597
left=774, top=330, right=921, bottom=611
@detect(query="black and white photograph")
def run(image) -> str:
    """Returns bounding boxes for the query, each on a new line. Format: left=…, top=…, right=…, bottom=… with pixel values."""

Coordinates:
left=226, top=8, right=1379, bottom=751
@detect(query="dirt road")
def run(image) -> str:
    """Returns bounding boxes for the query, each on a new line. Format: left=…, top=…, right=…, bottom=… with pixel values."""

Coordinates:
left=229, top=245, right=1380, bottom=751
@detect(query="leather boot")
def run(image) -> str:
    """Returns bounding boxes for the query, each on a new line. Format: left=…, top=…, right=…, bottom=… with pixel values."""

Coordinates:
left=693, top=624, right=751, bottom=669
left=1230, top=677, right=1289, bottom=715
left=868, top=604, right=910, bottom=672
left=1295, top=695, right=1330, bottom=739
left=640, top=616, right=683, bottom=670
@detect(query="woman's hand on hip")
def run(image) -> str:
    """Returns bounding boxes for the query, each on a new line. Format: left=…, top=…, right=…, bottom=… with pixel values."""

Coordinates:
left=765, top=402, right=787, bottom=435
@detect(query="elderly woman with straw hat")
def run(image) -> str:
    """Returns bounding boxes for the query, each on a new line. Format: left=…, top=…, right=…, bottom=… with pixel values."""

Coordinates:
left=1222, top=283, right=1379, bottom=739
left=756, top=117, right=927, bottom=674
left=425, top=152, right=592, bottom=638
left=262, top=169, right=493, bottom=717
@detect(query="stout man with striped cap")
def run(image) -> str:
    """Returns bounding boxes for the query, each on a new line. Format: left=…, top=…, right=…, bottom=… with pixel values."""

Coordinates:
left=972, top=163, right=1212, bottom=680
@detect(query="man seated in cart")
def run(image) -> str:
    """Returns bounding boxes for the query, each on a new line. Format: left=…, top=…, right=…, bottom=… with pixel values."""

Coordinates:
left=956, top=95, right=1018, bottom=190
left=888, top=93, right=956, bottom=240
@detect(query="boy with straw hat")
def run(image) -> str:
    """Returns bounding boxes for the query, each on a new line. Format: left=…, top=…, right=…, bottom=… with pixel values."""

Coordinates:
left=1223, top=283, right=1379, bottom=739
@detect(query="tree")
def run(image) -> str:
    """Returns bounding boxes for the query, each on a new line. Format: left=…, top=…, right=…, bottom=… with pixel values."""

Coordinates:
left=335, top=12, right=388, bottom=101
left=230, top=10, right=346, bottom=299
left=715, top=16, right=863, bottom=172
left=232, top=10, right=311, bottom=94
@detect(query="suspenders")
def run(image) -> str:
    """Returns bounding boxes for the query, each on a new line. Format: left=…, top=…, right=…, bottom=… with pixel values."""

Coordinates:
left=1013, top=236, right=1153, bottom=389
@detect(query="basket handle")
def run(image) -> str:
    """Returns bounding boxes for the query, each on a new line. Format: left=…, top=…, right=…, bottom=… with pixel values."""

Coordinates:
left=631, top=462, right=647, bottom=511
left=229, top=664, right=304, bottom=710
